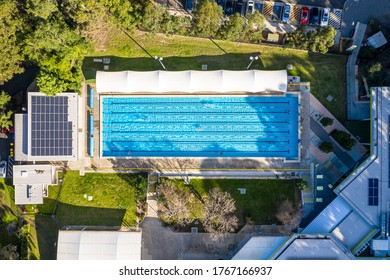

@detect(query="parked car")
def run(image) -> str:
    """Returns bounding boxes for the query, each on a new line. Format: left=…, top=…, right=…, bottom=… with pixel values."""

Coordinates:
left=247, top=0, right=254, bottom=14
left=186, top=0, right=193, bottom=12
left=300, top=6, right=309, bottom=25
left=225, top=0, right=234, bottom=16
left=234, top=0, right=244, bottom=15
left=320, top=8, right=330, bottom=26
left=282, top=4, right=291, bottom=23
left=0, top=160, right=7, bottom=178
left=254, top=2, right=263, bottom=13
left=309, top=7, right=320, bottom=26
left=217, top=0, right=225, bottom=10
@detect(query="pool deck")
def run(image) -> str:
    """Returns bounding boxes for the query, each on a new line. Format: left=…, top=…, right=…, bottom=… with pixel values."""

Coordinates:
left=73, top=86, right=310, bottom=173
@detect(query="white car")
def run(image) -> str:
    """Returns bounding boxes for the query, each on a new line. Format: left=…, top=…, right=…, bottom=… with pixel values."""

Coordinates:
left=0, top=160, right=7, bottom=178
left=320, top=8, right=330, bottom=27
left=246, top=0, right=254, bottom=14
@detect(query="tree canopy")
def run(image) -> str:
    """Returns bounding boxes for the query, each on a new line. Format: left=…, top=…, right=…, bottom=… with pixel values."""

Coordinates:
left=0, top=0, right=25, bottom=82
left=193, top=0, right=223, bottom=37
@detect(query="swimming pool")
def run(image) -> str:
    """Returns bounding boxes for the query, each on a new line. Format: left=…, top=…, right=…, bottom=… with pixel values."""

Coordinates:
left=101, top=95, right=299, bottom=159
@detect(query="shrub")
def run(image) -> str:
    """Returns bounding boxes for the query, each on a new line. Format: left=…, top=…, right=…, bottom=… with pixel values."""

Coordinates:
left=320, top=116, right=333, bottom=127
left=330, top=129, right=356, bottom=150
left=319, top=141, right=333, bottom=153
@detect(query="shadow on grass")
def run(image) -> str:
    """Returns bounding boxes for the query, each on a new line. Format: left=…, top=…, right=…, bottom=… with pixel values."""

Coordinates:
left=34, top=200, right=127, bottom=260
left=82, top=53, right=269, bottom=82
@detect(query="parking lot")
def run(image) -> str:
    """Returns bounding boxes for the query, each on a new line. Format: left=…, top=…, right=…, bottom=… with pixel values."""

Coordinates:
left=161, top=0, right=344, bottom=31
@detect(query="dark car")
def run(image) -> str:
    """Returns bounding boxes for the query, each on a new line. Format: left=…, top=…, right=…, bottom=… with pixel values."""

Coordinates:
left=309, top=7, right=320, bottom=26
left=217, top=0, right=225, bottom=10
left=186, top=0, right=193, bottom=12
left=234, top=0, right=244, bottom=15
left=299, top=6, right=309, bottom=25
left=225, top=0, right=234, bottom=16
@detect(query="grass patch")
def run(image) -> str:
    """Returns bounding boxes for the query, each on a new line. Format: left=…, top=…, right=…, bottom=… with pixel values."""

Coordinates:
left=55, top=171, right=147, bottom=226
left=83, top=31, right=346, bottom=122
left=161, top=178, right=298, bottom=226
left=0, top=178, right=21, bottom=247
left=29, top=171, right=148, bottom=259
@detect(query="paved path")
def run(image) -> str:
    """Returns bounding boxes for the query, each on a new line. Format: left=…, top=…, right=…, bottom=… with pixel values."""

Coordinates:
left=346, top=21, right=370, bottom=120
left=310, top=116, right=356, bottom=168
left=341, top=0, right=390, bottom=37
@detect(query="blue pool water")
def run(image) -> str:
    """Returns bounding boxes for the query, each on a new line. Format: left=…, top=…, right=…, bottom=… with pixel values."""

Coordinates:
left=101, top=95, right=299, bottom=159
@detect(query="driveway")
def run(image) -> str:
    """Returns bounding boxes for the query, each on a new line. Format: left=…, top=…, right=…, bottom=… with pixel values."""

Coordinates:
left=341, top=0, right=390, bottom=37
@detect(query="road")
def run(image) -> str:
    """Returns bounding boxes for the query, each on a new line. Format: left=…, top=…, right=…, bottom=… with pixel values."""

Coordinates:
left=341, top=0, right=390, bottom=37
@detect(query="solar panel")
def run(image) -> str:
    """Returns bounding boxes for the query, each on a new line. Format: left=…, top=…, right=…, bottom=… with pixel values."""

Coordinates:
left=368, top=178, right=379, bottom=206
left=30, top=95, right=73, bottom=157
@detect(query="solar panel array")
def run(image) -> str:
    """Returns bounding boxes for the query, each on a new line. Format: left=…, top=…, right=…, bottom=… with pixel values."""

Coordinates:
left=30, top=96, right=73, bottom=156
left=368, top=178, right=379, bottom=206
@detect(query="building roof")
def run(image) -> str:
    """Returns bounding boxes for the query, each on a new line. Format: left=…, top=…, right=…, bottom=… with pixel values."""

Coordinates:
left=367, top=31, right=387, bottom=49
left=337, top=87, right=390, bottom=228
left=13, top=164, right=52, bottom=185
left=57, top=230, right=142, bottom=260
left=14, top=184, right=43, bottom=205
left=27, top=92, right=79, bottom=161
left=13, top=164, right=52, bottom=205
left=271, top=234, right=355, bottom=260
left=96, top=70, right=288, bottom=94
left=14, top=114, right=28, bottom=161
left=232, top=236, right=288, bottom=260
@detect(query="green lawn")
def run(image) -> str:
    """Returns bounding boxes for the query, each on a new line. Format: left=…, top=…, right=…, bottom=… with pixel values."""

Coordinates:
left=83, top=30, right=347, bottom=123
left=28, top=171, right=147, bottom=259
left=55, top=171, right=147, bottom=226
left=0, top=178, right=21, bottom=247
left=162, top=178, right=298, bottom=225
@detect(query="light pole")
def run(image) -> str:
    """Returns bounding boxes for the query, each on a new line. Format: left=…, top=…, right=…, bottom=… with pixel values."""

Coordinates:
left=246, top=55, right=259, bottom=69
left=154, top=56, right=166, bottom=70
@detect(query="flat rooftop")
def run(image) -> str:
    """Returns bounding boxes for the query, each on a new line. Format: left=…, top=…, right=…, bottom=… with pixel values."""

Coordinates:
left=337, top=87, right=390, bottom=227
left=27, top=92, right=79, bottom=161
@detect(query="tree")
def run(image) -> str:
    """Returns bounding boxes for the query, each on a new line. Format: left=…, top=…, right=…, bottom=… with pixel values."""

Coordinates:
left=25, top=0, right=58, bottom=20
left=297, top=181, right=309, bottom=190
left=246, top=11, right=265, bottom=42
left=193, top=0, right=223, bottom=37
left=0, top=91, right=11, bottom=109
left=320, top=116, right=333, bottom=127
left=276, top=200, right=300, bottom=229
left=286, top=26, right=309, bottom=49
left=0, top=244, right=19, bottom=260
left=319, top=141, right=333, bottom=153
left=156, top=179, right=190, bottom=225
left=202, top=188, right=238, bottom=241
left=219, top=13, right=247, bottom=41
left=0, top=0, right=25, bottom=82
left=141, top=2, right=165, bottom=33
left=36, top=69, right=69, bottom=96
left=0, top=91, right=13, bottom=130
left=287, top=26, right=336, bottom=53
left=330, top=129, right=356, bottom=150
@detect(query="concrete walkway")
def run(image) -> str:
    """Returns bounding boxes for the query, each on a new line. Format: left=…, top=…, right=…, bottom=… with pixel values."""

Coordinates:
left=346, top=21, right=370, bottom=120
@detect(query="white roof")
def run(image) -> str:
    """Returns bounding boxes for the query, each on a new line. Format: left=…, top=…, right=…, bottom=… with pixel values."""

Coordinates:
left=57, top=230, right=142, bottom=260
left=232, top=236, right=288, bottom=260
left=330, top=211, right=373, bottom=250
left=14, top=184, right=43, bottom=205
left=371, top=239, right=389, bottom=251
left=13, top=165, right=52, bottom=185
left=338, top=87, right=390, bottom=227
left=96, top=70, right=288, bottom=94
left=303, top=196, right=352, bottom=233
left=271, top=235, right=355, bottom=260
left=367, top=31, right=387, bottom=49
left=14, top=114, right=28, bottom=161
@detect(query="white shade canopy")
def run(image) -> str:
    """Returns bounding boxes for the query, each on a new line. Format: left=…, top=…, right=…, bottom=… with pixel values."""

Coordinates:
left=96, top=70, right=287, bottom=93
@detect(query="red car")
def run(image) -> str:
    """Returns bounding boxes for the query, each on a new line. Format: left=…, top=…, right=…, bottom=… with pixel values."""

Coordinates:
left=300, top=6, right=309, bottom=25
